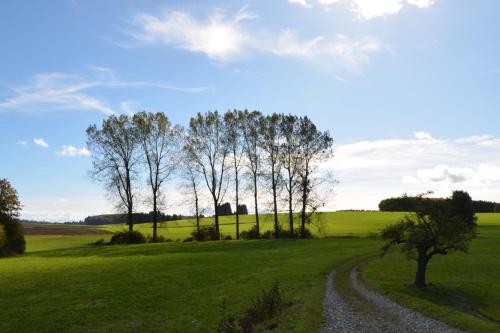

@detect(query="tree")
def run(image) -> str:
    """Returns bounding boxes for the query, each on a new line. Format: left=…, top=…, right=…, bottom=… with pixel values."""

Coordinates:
left=381, top=191, right=477, bottom=287
left=185, top=111, right=230, bottom=240
left=87, top=115, right=140, bottom=232
left=240, top=110, right=264, bottom=237
left=279, top=114, right=301, bottom=238
left=217, top=202, right=233, bottom=216
left=0, top=179, right=25, bottom=256
left=224, top=110, right=244, bottom=240
left=180, top=152, right=203, bottom=240
left=296, top=116, right=333, bottom=238
left=261, top=113, right=283, bottom=236
left=133, top=111, right=181, bottom=242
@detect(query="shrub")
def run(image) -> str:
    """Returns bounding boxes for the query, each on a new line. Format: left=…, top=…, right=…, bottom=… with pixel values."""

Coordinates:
left=183, top=237, right=195, bottom=242
left=0, top=217, right=25, bottom=257
left=240, top=225, right=260, bottom=240
left=92, top=238, right=106, bottom=245
left=191, top=225, right=219, bottom=241
left=224, top=235, right=233, bottom=241
left=109, top=230, right=147, bottom=245
left=216, top=297, right=241, bottom=333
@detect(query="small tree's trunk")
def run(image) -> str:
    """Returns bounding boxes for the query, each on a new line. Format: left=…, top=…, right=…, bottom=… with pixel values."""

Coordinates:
left=214, top=200, right=220, bottom=240
left=195, top=195, right=200, bottom=240
left=301, top=186, right=307, bottom=238
left=128, top=207, right=133, bottom=232
left=415, top=252, right=428, bottom=287
left=235, top=169, right=240, bottom=240
left=253, top=175, right=260, bottom=238
left=271, top=164, right=280, bottom=237
left=152, top=193, right=158, bottom=242
left=288, top=178, right=294, bottom=238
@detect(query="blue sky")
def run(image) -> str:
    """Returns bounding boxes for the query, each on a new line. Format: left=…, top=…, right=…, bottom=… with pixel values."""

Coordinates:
left=1, top=0, right=500, bottom=221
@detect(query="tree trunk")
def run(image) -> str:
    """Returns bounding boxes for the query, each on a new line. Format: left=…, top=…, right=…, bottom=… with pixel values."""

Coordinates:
left=415, top=252, right=428, bottom=287
left=288, top=180, right=294, bottom=239
left=152, top=193, right=158, bottom=242
left=214, top=201, right=220, bottom=240
left=253, top=175, right=260, bottom=238
left=235, top=169, right=240, bottom=240
left=272, top=165, right=279, bottom=237
left=127, top=207, right=133, bottom=232
left=195, top=195, right=200, bottom=240
left=301, top=190, right=307, bottom=239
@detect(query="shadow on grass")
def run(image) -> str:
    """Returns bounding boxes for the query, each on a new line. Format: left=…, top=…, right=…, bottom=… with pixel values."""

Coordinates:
left=405, top=284, right=499, bottom=324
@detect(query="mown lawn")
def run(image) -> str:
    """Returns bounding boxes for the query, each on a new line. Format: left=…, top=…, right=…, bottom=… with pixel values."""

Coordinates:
left=0, top=237, right=379, bottom=333
left=362, top=213, right=500, bottom=333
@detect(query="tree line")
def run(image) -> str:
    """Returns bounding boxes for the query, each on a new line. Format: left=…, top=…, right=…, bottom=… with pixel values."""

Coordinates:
left=86, top=110, right=333, bottom=241
left=379, top=194, right=500, bottom=213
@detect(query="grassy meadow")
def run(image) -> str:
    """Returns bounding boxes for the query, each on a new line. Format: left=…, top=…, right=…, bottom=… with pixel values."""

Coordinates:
left=1, top=212, right=498, bottom=332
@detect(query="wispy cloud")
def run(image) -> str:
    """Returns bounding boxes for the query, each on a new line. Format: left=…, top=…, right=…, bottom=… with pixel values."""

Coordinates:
left=0, top=67, right=213, bottom=115
left=57, top=145, right=90, bottom=157
left=292, top=0, right=437, bottom=20
left=129, top=7, right=257, bottom=61
left=17, top=140, right=27, bottom=146
left=34, top=138, right=49, bottom=148
left=126, top=8, right=382, bottom=73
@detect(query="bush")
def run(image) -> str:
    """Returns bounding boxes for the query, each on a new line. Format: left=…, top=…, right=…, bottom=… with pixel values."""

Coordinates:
left=216, top=282, right=286, bottom=333
left=240, top=225, right=260, bottom=240
left=191, top=225, right=220, bottom=241
left=224, top=235, right=233, bottom=241
left=109, top=230, right=147, bottom=245
left=92, top=238, right=106, bottom=245
left=0, top=217, right=25, bottom=257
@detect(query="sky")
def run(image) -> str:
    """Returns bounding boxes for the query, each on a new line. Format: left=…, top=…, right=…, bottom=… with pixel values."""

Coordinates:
left=1, top=0, right=500, bottom=221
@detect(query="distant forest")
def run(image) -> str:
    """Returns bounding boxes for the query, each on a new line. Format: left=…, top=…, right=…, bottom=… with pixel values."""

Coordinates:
left=379, top=195, right=500, bottom=213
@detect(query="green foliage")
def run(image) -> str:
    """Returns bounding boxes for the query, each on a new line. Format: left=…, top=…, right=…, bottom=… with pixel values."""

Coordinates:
left=109, top=230, right=147, bottom=244
left=0, top=217, right=25, bottom=257
left=191, top=225, right=220, bottom=241
left=240, top=225, right=260, bottom=240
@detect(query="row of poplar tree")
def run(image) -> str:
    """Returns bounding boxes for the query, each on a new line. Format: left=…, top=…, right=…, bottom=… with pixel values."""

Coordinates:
left=86, top=110, right=333, bottom=241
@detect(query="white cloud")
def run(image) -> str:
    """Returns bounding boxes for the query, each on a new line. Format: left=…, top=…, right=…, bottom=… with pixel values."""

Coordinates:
left=57, top=145, right=91, bottom=157
left=414, top=131, right=433, bottom=140
left=289, top=0, right=311, bottom=7
left=325, top=132, right=500, bottom=210
left=316, top=0, right=436, bottom=19
left=406, top=0, right=435, bottom=8
left=34, top=138, right=49, bottom=148
left=270, top=32, right=380, bottom=72
left=130, top=7, right=256, bottom=61
left=128, top=8, right=382, bottom=73
left=17, top=140, right=27, bottom=146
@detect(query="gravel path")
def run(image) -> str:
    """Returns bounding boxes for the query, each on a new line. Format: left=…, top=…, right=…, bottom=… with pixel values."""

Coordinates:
left=320, top=264, right=465, bottom=333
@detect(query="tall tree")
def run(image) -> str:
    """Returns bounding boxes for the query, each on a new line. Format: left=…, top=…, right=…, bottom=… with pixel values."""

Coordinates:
left=381, top=191, right=477, bottom=287
left=262, top=113, right=283, bottom=236
left=239, top=110, right=264, bottom=237
left=133, top=111, right=181, bottom=242
left=87, top=115, right=140, bottom=231
left=224, top=110, right=244, bottom=240
left=279, top=114, right=301, bottom=238
left=185, top=111, right=230, bottom=240
left=181, top=152, right=203, bottom=240
left=297, top=116, right=333, bottom=238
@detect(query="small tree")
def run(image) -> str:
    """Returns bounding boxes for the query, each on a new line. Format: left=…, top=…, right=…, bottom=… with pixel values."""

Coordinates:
left=185, top=111, right=230, bottom=240
left=87, top=115, right=140, bottom=232
left=0, top=179, right=25, bottom=257
left=239, top=110, right=264, bottom=237
left=224, top=110, right=244, bottom=240
left=262, top=113, right=283, bottom=236
left=381, top=191, right=477, bottom=287
left=133, top=111, right=181, bottom=242
left=296, top=116, right=333, bottom=239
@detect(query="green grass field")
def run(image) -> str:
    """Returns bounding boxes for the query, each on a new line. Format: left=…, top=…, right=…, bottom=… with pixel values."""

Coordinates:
left=98, top=211, right=407, bottom=240
left=362, top=213, right=500, bottom=333
left=1, top=212, right=498, bottom=332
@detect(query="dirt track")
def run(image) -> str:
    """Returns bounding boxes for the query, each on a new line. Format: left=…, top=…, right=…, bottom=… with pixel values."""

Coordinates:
left=22, top=224, right=109, bottom=235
